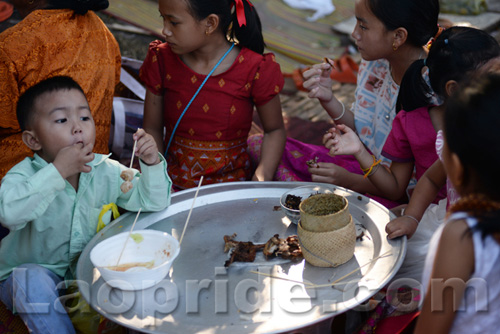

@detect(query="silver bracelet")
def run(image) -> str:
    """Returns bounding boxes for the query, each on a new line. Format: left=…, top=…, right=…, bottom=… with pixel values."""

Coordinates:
left=333, top=101, right=346, bottom=121
left=403, top=214, right=419, bottom=224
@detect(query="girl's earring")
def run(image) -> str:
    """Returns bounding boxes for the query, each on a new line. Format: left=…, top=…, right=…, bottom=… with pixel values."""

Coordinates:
left=205, top=30, right=209, bottom=36
left=392, top=41, right=398, bottom=51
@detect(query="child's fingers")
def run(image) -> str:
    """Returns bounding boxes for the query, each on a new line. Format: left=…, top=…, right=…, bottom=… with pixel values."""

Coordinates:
left=385, top=220, right=398, bottom=234
left=135, top=135, right=160, bottom=165
left=136, top=140, right=156, bottom=157
left=387, top=229, right=405, bottom=240
left=324, top=138, right=335, bottom=150
left=302, top=65, right=324, bottom=80
left=322, top=132, right=333, bottom=145
left=83, top=142, right=94, bottom=155
left=83, top=152, right=94, bottom=163
left=133, top=128, right=145, bottom=141
left=334, top=123, right=349, bottom=133
left=307, top=87, right=319, bottom=98
left=302, top=76, right=320, bottom=91
left=386, top=222, right=406, bottom=239
left=81, top=164, right=92, bottom=174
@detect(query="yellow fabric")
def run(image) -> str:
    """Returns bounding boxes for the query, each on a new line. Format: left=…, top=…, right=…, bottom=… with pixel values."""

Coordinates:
left=0, top=9, right=121, bottom=180
left=96, top=203, right=121, bottom=233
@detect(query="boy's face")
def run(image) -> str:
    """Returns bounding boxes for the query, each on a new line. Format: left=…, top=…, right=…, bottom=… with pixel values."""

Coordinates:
left=27, top=88, right=96, bottom=163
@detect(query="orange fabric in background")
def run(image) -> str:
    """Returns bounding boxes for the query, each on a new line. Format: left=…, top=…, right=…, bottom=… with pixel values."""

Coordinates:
left=0, top=9, right=121, bottom=180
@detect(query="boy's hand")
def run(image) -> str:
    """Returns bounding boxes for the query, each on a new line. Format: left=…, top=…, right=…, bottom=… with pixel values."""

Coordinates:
left=134, top=128, right=161, bottom=165
left=53, top=142, right=94, bottom=179
left=385, top=216, right=419, bottom=239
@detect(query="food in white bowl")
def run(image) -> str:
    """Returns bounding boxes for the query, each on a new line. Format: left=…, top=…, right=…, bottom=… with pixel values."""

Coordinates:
left=279, top=185, right=333, bottom=224
left=90, top=229, right=180, bottom=291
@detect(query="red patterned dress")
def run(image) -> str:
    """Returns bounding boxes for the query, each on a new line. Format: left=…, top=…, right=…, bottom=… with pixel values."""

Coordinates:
left=140, top=41, right=283, bottom=189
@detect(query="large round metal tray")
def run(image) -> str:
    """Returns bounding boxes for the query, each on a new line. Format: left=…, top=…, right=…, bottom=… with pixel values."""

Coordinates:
left=77, top=181, right=406, bottom=333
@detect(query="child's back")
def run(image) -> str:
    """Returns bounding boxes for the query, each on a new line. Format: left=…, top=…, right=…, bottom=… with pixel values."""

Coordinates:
left=422, top=211, right=500, bottom=333
left=416, top=73, right=500, bottom=334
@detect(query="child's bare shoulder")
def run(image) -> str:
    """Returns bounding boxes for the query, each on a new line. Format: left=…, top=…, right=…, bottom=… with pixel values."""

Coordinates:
left=440, top=218, right=471, bottom=245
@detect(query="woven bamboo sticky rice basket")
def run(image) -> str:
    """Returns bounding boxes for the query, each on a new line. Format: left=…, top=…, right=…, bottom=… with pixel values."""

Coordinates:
left=298, top=193, right=356, bottom=267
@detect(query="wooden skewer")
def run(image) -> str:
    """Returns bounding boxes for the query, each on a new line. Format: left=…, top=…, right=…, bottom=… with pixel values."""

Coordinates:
left=115, top=208, right=142, bottom=266
left=306, top=251, right=393, bottom=289
left=249, top=270, right=315, bottom=286
left=178, top=176, right=204, bottom=246
left=324, top=57, right=336, bottom=69
left=249, top=250, right=393, bottom=289
left=129, top=139, right=138, bottom=169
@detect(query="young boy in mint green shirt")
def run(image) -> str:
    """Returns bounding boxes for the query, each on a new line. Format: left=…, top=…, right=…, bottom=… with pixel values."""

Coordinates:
left=0, top=76, right=172, bottom=333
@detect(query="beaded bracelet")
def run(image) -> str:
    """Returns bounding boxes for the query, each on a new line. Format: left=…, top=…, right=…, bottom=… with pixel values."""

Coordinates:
left=361, top=155, right=382, bottom=179
left=334, top=101, right=346, bottom=121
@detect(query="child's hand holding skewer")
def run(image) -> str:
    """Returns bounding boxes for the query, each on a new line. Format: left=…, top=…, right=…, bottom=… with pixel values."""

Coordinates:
left=302, top=57, right=336, bottom=102
left=324, top=57, right=335, bottom=69
left=133, top=128, right=161, bottom=166
left=120, top=129, right=161, bottom=193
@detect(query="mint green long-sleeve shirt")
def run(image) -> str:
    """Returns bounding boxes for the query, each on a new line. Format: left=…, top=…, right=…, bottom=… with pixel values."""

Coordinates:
left=0, top=153, right=172, bottom=280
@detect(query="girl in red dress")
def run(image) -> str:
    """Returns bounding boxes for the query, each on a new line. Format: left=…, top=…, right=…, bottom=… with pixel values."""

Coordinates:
left=140, top=0, right=286, bottom=190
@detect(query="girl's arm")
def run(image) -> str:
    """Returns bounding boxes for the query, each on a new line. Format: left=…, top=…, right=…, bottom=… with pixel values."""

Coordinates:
left=414, top=219, right=474, bottom=334
left=386, top=160, right=447, bottom=239
left=143, top=89, right=165, bottom=154
left=323, top=124, right=413, bottom=201
left=310, top=163, right=380, bottom=194
left=253, top=95, right=286, bottom=181
left=302, top=63, right=355, bottom=129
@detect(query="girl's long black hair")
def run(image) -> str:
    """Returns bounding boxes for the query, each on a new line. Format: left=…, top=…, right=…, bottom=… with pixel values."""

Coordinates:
left=446, top=73, right=500, bottom=239
left=399, top=26, right=500, bottom=112
left=186, top=0, right=265, bottom=54
left=367, top=0, right=440, bottom=47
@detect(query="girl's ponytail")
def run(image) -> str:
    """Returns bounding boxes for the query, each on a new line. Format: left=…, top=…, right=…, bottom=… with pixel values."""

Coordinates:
left=398, top=59, right=432, bottom=111
left=229, top=0, right=265, bottom=54
left=399, top=27, right=500, bottom=113
left=186, top=0, right=265, bottom=54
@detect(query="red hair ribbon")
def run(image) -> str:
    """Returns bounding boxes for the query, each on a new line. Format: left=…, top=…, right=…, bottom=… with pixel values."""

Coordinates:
left=426, top=24, right=445, bottom=50
left=233, top=0, right=254, bottom=27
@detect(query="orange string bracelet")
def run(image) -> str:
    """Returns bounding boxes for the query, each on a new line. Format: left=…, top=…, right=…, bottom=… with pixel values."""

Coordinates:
left=361, top=155, right=382, bottom=179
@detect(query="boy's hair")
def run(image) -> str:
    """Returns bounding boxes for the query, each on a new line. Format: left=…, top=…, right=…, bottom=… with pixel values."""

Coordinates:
left=399, top=26, right=500, bottom=111
left=367, top=0, right=440, bottom=47
left=17, top=76, right=86, bottom=131
left=186, top=0, right=265, bottom=54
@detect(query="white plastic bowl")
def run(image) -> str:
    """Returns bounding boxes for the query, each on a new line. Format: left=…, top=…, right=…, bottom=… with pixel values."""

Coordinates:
left=90, top=229, right=180, bottom=291
left=280, top=185, right=334, bottom=224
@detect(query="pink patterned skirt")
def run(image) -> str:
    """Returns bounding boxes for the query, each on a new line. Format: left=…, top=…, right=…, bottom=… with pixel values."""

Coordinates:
left=247, top=134, right=401, bottom=209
